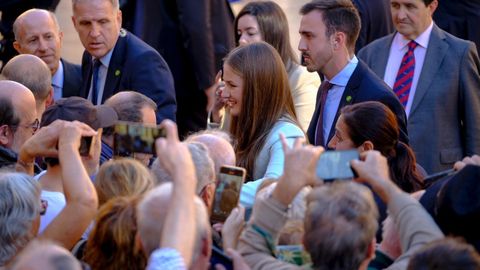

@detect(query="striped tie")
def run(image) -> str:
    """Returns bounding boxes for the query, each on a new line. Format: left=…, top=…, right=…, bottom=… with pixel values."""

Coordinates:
left=393, top=40, right=418, bottom=107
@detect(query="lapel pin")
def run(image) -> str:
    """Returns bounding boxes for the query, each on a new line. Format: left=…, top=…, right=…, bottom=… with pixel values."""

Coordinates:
left=346, top=95, right=352, bottom=103
left=115, top=70, right=121, bottom=76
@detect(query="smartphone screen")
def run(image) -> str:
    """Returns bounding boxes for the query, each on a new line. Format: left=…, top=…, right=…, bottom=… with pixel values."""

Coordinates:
left=316, top=150, right=359, bottom=181
left=79, top=136, right=93, bottom=156
left=113, top=121, right=166, bottom=157
left=210, top=166, right=246, bottom=223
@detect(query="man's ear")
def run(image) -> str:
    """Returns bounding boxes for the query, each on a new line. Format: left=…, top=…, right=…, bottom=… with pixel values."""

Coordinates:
left=13, top=41, right=22, bottom=53
left=0, top=125, right=12, bottom=146
left=45, top=87, right=54, bottom=108
left=201, top=183, right=216, bottom=211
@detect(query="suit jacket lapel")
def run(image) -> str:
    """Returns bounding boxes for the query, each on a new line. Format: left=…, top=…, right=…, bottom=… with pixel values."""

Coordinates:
left=102, top=31, right=128, bottom=103
left=80, top=54, right=93, bottom=99
left=371, top=35, right=394, bottom=79
left=410, top=25, right=448, bottom=116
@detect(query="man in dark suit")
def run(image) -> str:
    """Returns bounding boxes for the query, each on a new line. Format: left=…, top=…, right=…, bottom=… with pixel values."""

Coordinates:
left=134, top=0, right=235, bottom=137
left=358, top=0, right=480, bottom=173
left=352, top=0, right=394, bottom=53
left=72, top=0, right=176, bottom=124
left=299, top=0, right=407, bottom=148
left=12, top=9, right=82, bottom=100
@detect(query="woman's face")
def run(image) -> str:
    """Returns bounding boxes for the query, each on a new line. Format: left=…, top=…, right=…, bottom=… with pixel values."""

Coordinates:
left=221, top=64, right=244, bottom=116
left=237, top=14, right=263, bottom=46
left=328, top=115, right=356, bottom=150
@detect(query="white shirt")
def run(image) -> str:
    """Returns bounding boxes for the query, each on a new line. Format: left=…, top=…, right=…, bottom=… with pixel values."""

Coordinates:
left=88, top=49, right=114, bottom=105
left=322, top=56, right=359, bottom=145
left=51, top=60, right=64, bottom=100
left=384, top=22, right=434, bottom=117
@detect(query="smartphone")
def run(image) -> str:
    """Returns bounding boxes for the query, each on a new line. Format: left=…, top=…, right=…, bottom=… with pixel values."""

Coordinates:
left=316, top=150, right=359, bottom=181
left=210, top=165, right=246, bottom=223
left=209, top=245, right=233, bottom=270
left=79, top=136, right=93, bottom=156
left=113, top=121, right=166, bottom=157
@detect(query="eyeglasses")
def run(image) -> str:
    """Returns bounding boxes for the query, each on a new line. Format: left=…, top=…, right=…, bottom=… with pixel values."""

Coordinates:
left=10, top=119, right=40, bottom=134
left=40, top=199, right=48, bottom=216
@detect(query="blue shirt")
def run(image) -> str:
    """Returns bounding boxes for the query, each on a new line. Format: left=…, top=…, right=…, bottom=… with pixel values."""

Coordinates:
left=322, top=56, right=359, bottom=145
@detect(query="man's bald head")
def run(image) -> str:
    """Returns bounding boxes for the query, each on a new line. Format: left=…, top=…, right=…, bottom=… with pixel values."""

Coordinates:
left=13, top=9, right=63, bottom=75
left=10, top=240, right=82, bottom=270
left=2, top=54, right=53, bottom=118
left=0, top=81, right=38, bottom=152
left=136, top=183, right=211, bottom=263
left=187, top=132, right=236, bottom=177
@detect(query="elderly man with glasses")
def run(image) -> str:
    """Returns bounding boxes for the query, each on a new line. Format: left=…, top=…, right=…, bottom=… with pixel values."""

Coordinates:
left=0, top=80, right=38, bottom=170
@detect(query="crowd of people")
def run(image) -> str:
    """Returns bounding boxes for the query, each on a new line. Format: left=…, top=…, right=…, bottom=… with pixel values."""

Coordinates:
left=2, top=0, right=480, bottom=269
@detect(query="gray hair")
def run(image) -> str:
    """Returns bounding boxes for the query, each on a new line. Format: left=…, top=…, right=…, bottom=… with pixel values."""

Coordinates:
left=150, top=142, right=216, bottom=194
left=136, top=183, right=210, bottom=259
left=72, top=0, right=119, bottom=10
left=103, top=91, right=157, bottom=136
left=2, top=54, right=52, bottom=101
left=0, top=172, right=41, bottom=265
left=13, top=9, right=60, bottom=41
left=304, top=181, right=378, bottom=269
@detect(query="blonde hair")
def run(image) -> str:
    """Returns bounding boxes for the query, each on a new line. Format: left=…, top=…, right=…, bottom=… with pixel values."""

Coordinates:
left=95, top=159, right=154, bottom=206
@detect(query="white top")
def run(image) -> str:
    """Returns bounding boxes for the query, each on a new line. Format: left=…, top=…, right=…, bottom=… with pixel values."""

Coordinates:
left=240, top=119, right=305, bottom=208
left=384, top=22, right=434, bottom=117
left=39, top=190, right=66, bottom=233
left=88, top=49, right=114, bottom=105
left=51, top=60, right=64, bottom=101
left=288, top=64, right=320, bottom=131
left=319, top=56, right=359, bottom=145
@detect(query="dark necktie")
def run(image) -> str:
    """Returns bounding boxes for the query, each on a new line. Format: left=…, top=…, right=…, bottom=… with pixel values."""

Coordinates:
left=91, top=59, right=102, bottom=105
left=393, top=40, right=418, bottom=107
left=315, top=81, right=334, bottom=146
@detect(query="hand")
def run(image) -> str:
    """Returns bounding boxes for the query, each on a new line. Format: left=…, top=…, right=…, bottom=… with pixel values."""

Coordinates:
left=19, top=120, right=66, bottom=160
left=351, top=150, right=398, bottom=203
left=222, top=206, right=246, bottom=250
left=155, top=120, right=195, bottom=181
left=210, top=71, right=228, bottom=123
left=82, top=128, right=103, bottom=176
left=58, top=121, right=97, bottom=152
left=206, top=71, right=223, bottom=112
left=454, top=155, right=480, bottom=171
left=272, top=134, right=323, bottom=206
left=215, top=248, right=251, bottom=270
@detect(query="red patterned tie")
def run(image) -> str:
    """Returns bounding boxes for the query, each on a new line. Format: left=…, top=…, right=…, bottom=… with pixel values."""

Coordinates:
left=393, top=40, right=418, bottom=107
left=315, top=81, right=333, bottom=146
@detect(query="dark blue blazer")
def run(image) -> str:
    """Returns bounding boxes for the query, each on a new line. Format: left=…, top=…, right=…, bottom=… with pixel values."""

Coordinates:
left=80, top=30, right=177, bottom=123
left=307, top=60, right=408, bottom=146
left=61, top=58, right=82, bottom=98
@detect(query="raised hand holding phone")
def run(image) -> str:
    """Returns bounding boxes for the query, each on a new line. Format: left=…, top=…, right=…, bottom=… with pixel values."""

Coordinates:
left=272, top=134, right=323, bottom=206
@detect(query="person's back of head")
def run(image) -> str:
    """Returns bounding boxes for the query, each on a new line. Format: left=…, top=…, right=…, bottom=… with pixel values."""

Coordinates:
left=103, top=91, right=157, bottom=136
left=94, top=158, right=154, bottom=207
left=150, top=142, right=216, bottom=195
left=10, top=239, right=82, bottom=270
left=340, top=101, right=423, bottom=192
left=407, top=238, right=480, bottom=270
left=304, top=181, right=378, bottom=270
left=136, top=183, right=211, bottom=267
left=0, top=171, right=41, bottom=266
left=300, top=0, right=360, bottom=53
left=2, top=54, right=52, bottom=119
left=84, top=196, right=147, bottom=270
left=186, top=130, right=236, bottom=178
